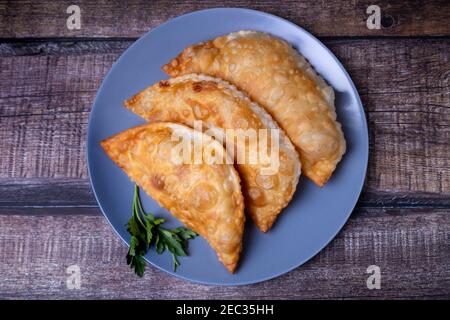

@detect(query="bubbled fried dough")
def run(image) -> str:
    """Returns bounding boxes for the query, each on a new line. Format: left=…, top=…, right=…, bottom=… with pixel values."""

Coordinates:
left=124, top=74, right=301, bottom=232
left=163, top=31, right=346, bottom=187
left=101, top=122, right=244, bottom=273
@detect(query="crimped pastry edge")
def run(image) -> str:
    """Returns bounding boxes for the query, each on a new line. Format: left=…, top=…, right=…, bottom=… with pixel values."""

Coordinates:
left=163, top=73, right=301, bottom=187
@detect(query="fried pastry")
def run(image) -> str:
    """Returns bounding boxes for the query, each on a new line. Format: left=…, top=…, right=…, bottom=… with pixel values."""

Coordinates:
left=163, top=31, right=346, bottom=187
left=125, top=74, right=300, bottom=232
left=101, top=122, right=245, bottom=273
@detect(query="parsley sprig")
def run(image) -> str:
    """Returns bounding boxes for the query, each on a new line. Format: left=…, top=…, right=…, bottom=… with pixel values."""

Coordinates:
left=126, top=185, right=198, bottom=277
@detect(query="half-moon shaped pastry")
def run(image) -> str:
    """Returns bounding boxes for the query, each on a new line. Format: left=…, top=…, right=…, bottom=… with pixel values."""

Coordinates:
left=163, top=31, right=346, bottom=187
left=101, top=122, right=245, bottom=273
left=125, top=74, right=300, bottom=232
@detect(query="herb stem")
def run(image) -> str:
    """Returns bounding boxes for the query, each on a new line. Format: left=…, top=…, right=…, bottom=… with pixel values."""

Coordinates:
left=133, top=185, right=146, bottom=228
left=126, top=185, right=198, bottom=276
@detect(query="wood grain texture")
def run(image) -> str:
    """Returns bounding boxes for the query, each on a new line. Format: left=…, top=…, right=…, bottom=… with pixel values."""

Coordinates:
left=0, top=207, right=448, bottom=299
left=0, top=0, right=449, bottom=38
left=0, top=39, right=448, bottom=206
left=0, top=0, right=449, bottom=299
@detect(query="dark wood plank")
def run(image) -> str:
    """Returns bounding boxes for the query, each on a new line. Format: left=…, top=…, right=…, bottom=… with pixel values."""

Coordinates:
left=0, top=39, right=448, bottom=207
left=0, top=0, right=449, bottom=38
left=0, top=178, right=94, bottom=207
left=0, top=207, right=448, bottom=299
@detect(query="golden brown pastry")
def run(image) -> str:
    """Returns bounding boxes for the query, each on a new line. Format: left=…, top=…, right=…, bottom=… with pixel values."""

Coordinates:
left=101, top=122, right=244, bottom=273
left=125, top=74, right=300, bottom=232
left=163, top=31, right=346, bottom=187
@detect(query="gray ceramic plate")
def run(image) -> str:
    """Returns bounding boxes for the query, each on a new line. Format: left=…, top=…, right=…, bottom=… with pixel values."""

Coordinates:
left=87, top=8, right=368, bottom=285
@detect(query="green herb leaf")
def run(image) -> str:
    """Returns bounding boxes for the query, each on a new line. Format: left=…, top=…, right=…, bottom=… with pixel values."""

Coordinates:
left=129, top=235, right=138, bottom=256
left=172, top=254, right=180, bottom=272
left=156, top=235, right=165, bottom=254
left=126, top=215, right=141, bottom=237
left=125, top=185, right=198, bottom=277
left=153, top=218, right=165, bottom=226
left=156, top=242, right=165, bottom=255
left=145, top=220, right=153, bottom=246
left=173, top=227, right=198, bottom=240
left=158, top=229, right=187, bottom=257
left=143, top=212, right=155, bottom=223
left=127, top=253, right=146, bottom=277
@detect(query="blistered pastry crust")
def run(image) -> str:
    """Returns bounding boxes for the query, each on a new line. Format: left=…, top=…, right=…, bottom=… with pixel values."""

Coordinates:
left=101, top=122, right=244, bottom=272
left=125, top=74, right=300, bottom=232
left=163, top=31, right=346, bottom=186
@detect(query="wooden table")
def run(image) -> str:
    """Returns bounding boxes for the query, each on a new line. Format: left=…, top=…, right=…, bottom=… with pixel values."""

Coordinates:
left=0, top=1, right=449, bottom=299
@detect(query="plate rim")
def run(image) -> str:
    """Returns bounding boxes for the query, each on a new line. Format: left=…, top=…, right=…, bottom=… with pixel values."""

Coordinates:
left=86, top=7, right=369, bottom=286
